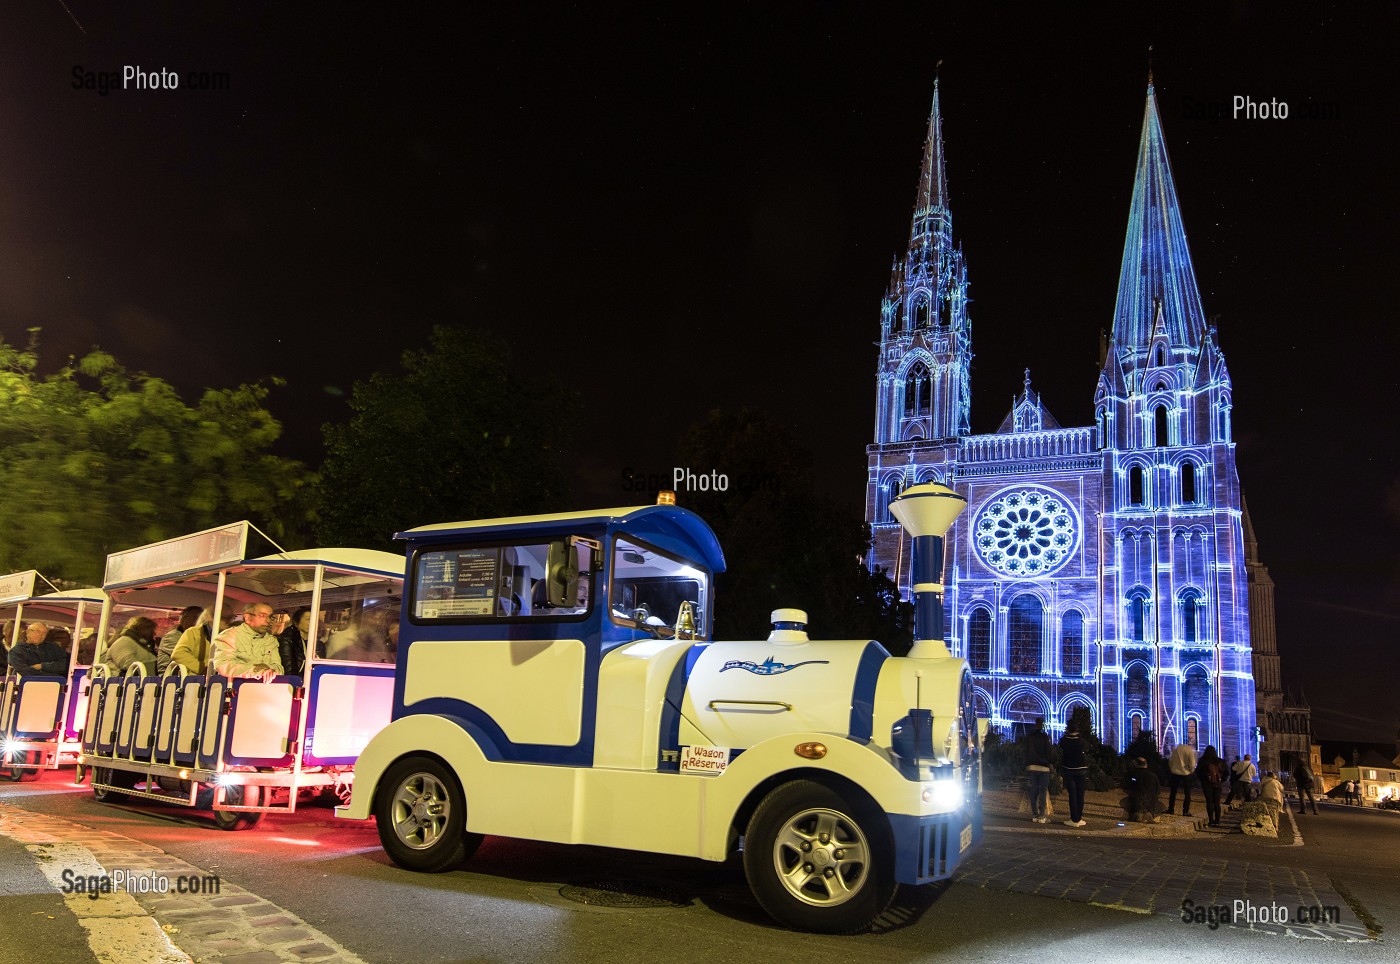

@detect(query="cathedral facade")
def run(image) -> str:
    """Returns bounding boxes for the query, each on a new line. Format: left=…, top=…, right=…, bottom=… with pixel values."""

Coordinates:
left=865, top=79, right=1264, bottom=760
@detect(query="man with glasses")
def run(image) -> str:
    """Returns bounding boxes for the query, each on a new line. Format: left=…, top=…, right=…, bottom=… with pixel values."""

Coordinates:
left=212, top=602, right=284, bottom=682
left=8, top=621, right=69, bottom=676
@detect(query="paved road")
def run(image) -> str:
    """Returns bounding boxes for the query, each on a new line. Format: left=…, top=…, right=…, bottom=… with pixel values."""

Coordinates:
left=2, top=771, right=1399, bottom=963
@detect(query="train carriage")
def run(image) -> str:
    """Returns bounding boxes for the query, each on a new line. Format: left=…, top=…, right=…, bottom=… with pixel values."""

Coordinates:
left=80, top=522, right=404, bottom=829
left=0, top=571, right=105, bottom=781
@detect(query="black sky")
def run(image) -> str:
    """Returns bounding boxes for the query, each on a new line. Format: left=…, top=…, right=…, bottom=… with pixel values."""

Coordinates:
left=2, top=3, right=1396, bottom=741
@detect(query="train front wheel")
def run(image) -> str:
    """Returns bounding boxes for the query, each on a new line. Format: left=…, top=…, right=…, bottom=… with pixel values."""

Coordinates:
left=742, top=779, right=896, bottom=934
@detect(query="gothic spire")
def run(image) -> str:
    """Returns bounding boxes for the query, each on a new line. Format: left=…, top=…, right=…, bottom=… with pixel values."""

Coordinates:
left=910, top=74, right=950, bottom=241
left=1110, top=82, right=1208, bottom=356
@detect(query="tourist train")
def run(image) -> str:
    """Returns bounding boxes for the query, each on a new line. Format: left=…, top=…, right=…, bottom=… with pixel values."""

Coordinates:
left=0, top=484, right=982, bottom=932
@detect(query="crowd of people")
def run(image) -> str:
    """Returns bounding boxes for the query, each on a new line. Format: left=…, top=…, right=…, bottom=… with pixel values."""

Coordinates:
left=1018, top=718, right=1344, bottom=828
left=5, top=602, right=397, bottom=681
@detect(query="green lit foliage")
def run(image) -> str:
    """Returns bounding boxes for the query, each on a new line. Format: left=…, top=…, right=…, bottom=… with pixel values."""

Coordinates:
left=314, top=326, right=570, bottom=550
left=0, top=332, right=312, bottom=585
left=674, top=409, right=912, bottom=649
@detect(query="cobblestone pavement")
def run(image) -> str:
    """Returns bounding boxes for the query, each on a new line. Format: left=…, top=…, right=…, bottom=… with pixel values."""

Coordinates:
left=955, top=829, right=1373, bottom=941
left=0, top=803, right=367, bottom=963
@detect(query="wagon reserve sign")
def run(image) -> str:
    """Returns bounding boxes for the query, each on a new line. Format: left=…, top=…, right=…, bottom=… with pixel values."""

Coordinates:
left=679, top=744, right=731, bottom=776
left=103, top=522, right=249, bottom=589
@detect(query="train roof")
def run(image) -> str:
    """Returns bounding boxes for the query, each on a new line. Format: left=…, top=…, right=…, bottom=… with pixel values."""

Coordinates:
left=397, top=504, right=726, bottom=573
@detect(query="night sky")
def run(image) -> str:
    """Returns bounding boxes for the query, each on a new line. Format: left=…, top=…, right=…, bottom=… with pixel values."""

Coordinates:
left=2, top=4, right=1396, bottom=741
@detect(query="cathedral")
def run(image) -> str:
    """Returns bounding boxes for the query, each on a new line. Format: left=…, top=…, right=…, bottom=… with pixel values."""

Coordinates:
left=865, top=77, right=1296, bottom=766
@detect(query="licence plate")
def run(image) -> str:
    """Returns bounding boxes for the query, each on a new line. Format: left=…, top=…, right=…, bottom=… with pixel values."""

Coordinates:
left=959, top=824, right=972, bottom=852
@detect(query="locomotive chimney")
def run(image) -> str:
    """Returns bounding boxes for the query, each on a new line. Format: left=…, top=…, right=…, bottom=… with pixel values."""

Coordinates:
left=889, top=482, right=967, bottom=659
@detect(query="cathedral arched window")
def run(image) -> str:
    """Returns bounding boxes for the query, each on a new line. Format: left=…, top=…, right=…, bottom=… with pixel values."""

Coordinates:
left=1008, top=595, right=1042, bottom=676
left=1124, top=663, right=1151, bottom=737
left=1185, top=717, right=1199, bottom=748
left=1060, top=610, right=1084, bottom=676
left=891, top=301, right=903, bottom=334
left=1095, top=409, right=1107, bottom=450
left=1154, top=405, right=1169, bottom=447
left=1129, top=466, right=1145, bottom=506
left=1182, top=666, right=1211, bottom=744
left=913, top=298, right=930, bottom=329
left=1126, top=590, right=1150, bottom=642
left=904, top=364, right=930, bottom=417
left=967, top=607, right=991, bottom=672
left=939, top=294, right=952, bottom=327
left=1181, top=460, right=1198, bottom=503
left=885, top=477, right=903, bottom=522
left=1180, top=590, right=1203, bottom=644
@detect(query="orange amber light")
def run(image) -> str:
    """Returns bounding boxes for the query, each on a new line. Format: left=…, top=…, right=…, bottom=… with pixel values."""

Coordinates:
left=794, top=742, right=828, bottom=760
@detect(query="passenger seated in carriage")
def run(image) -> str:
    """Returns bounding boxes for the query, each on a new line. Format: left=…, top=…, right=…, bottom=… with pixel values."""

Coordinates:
left=212, top=603, right=283, bottom=682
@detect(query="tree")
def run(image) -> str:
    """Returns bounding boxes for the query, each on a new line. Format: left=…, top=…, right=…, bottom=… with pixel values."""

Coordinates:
left=673, top=409, right=912, bottom=648
left=314, top=326, right=569, bottom=550
left=0, top=332, right=312, bottom=586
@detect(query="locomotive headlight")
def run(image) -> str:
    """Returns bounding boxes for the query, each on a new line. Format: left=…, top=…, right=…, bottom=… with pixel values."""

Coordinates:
left=923, top=779, right=963, bottom=810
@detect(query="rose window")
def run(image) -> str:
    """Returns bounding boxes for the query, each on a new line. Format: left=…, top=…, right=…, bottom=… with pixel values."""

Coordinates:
left=972, top=487, right=1079, bottom=577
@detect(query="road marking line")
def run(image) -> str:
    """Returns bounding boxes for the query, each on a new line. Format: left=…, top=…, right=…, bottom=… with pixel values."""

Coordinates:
left=0, top=802, right=367, bottom=963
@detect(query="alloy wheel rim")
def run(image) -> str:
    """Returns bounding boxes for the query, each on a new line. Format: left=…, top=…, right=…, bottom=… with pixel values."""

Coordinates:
left=770, top=806, right=870, bottom=907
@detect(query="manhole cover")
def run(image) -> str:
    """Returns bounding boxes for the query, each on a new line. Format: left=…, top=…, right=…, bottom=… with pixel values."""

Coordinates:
left=558, top=879, right=691, bottom=909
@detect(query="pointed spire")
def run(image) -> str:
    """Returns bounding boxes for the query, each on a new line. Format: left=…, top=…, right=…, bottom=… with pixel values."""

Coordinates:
left=910, top=69, right=950, bottom=241
left=1110, top=82, right=1208, bottom=357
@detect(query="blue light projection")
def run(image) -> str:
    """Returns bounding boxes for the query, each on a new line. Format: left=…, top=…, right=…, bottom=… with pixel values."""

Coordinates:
left=865, top=79, right=1258, bottom=760
left=972, top=487, right=1080, bottom=577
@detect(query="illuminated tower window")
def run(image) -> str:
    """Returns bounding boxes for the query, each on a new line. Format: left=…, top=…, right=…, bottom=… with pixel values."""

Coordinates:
left=912, top=298, right=930, bottom=329
left=1183, top=666, right=1211, bottom=744
left=885, top=477, right=903, bottom=522
left=904, top=364, right=931, bottom=417
left=1008, top=595, right=1042, bottom=675
left=1129, top=466, right=1145, bottom=505
left=1130, top=713, right=1144, bottom=740
left=1125, top=663, right=1151, bottom=735
left=1181, top=460, right=1197, bottom=503
left=1126, top=590, right=1149, bottom=642
left=891, top=301, right=903, bottom=333
left=1185, top=717, right=1199, bottom=748
left=968, top=607, right=991, bottom=672
left=1061, top=610, right=1084, bottom=676
left=1180, top=590, right=1202, bottom=643
left=1154, top=405, right=1169, bottom=447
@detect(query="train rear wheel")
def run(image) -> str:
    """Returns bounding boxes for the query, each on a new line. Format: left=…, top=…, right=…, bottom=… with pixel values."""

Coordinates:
left=213, top=784, right=264, bottom=831
left=91, top=766, right=138, bottom=802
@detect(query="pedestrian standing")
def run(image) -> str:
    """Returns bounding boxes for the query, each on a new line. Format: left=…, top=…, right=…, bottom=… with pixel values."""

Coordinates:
left=1023, top=717, right=1053, bottom=824
left=1058, top=723, right=1089, bottom=827
left=1232, top=754, right=1256, bottom=804
left=1167, top=740, right=1198, bottom=816
left=1293, top=760, right=1319, bottom=815
left=1197, top=745, right=1226, bottom=826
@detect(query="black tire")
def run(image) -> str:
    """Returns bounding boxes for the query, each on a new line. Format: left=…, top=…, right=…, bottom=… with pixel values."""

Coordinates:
left=91, top=766, right=138, bottom=803
left=374, top=755, right=482, bottom=872
left=4, top=751, right=41, bottom=781
left=742, top=779, right=896, bottom=934
left=213, top=784, right=264, bottom=831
